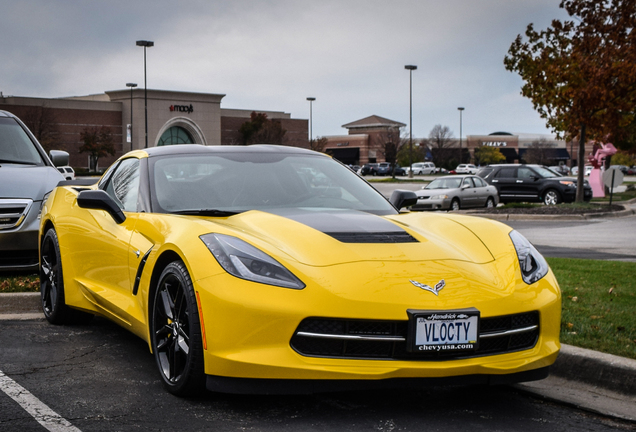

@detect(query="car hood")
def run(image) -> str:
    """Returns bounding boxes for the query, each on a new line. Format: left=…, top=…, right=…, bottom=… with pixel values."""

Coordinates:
left=0, top=165, right=64, bottom=200
left=215, top=209, right=495, bottom=267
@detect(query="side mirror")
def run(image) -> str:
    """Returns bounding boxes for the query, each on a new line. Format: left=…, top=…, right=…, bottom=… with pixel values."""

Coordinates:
left=77, top=190, right=126, bottom=224
left=390, top=190, right=418, bottom=210
left=49, top=150, right=69, bottom=167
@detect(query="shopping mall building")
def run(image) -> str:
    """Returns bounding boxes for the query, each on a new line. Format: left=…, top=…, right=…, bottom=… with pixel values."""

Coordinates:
left=1, top=88, right=592, bottom=169
left=0, top=89, right=308, bottom=169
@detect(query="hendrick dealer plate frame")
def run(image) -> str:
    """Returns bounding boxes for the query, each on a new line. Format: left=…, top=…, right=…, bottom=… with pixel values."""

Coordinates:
left=407, top=308, right=480, bottom=353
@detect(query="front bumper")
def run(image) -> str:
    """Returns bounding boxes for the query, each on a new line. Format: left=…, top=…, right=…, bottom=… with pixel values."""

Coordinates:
left=0, top=200, right=40, bottom=272
left=193, top=260, right=561, bottom=385
left=411, top=196, right=451, bottom=211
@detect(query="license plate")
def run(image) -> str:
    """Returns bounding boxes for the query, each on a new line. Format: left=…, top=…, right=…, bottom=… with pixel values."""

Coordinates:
left=407, top=309, right=479, bottom=353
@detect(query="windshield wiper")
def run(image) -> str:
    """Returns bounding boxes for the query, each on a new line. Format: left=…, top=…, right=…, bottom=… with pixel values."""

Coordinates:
left=173, top=209, right=240, bottom=217
left=0, top=159, right=38, bottom=165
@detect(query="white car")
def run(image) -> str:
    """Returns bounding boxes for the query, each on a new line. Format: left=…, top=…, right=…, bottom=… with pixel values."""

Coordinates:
left=571, top=165, right=593, bottom=176
left=406, top=162, right=436, bottom=175
left=57, top=166, right=75, bottom=180
left=455, top=164, right=478, bottom=174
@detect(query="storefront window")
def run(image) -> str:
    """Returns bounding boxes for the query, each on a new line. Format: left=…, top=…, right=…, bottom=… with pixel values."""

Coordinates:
left=157, top=126, right=194, bottom=146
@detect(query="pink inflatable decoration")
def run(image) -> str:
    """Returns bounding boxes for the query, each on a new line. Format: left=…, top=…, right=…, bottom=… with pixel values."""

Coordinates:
left=587, top=142, right=617, bottom=198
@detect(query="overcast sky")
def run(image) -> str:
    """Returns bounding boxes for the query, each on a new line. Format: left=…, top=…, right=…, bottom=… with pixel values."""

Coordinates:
left=0, top=0, right=569, bottom=139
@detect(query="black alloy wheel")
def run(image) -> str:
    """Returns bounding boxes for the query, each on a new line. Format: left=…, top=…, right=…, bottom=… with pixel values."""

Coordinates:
left=151, top=261, right=205, bottom=396
left=40, top=229, right=66, bottom=324
left=40, top=229, right=93, bottom=325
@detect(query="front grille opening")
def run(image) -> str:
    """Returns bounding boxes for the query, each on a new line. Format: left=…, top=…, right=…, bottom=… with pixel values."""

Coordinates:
left=291, top=312, right=539, bottom=361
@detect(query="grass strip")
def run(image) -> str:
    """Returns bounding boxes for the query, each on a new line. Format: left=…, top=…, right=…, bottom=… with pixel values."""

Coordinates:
left=547, top=257, right=636, bottom=360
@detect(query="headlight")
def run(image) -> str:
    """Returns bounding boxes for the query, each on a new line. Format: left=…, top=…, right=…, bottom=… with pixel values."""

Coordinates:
left=509, top=230, right=549, bottom=284
left=559, top=181, right=575, bottom=187
left=200, top=233, right=305, bottom=289
left=430, top=194, right=449, bottom=200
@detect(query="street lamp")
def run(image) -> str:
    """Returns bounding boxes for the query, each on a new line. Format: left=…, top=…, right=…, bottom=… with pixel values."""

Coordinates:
left=126, top=83, right=137, bottom=152
left=458, top=107, right=465, bottom=164
left=404, top=65, right=417, bottom=178
left=136, top=40, right=154, bottom=148
left=306, top=97, right=315, bottom=149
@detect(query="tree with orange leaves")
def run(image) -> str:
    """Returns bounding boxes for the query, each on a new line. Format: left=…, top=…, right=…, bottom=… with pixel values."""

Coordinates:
left=504, top=0, right=636, bottom=202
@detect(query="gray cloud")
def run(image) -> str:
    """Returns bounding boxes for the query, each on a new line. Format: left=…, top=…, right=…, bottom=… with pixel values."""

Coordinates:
left=0, top=0, right=568, bottom=138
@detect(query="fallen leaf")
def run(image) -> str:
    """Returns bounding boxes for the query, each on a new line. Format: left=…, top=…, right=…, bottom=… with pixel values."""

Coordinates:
left=567, top=323, right=574, bottom=329
left=609, top=287, right=614, bottom=294
left=572, top=296, right=578, bottom=302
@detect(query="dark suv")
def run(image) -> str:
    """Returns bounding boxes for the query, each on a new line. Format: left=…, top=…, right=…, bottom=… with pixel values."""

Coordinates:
left=476, top=164, right=592, bottom=205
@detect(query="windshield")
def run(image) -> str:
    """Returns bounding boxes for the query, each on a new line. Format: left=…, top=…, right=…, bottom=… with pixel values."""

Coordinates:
left=150, top=152, right=397, bottom=215
left=425, top=177, right=462, bottom=189
left=534, top=166, right=560, bottom=178
left=0, top=118, right=45, bottom=165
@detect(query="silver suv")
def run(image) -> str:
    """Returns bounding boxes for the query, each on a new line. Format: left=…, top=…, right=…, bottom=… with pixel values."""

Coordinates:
left=0, top=110, right=69, bottom=272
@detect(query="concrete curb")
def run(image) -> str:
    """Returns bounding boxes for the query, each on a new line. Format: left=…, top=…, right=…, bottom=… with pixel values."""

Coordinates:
left=553, top=344, right=636, bottom=396
left=465, top=207, right=636, bottom=221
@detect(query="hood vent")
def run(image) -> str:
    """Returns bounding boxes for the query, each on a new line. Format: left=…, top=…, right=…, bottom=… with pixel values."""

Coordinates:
left=325, top=231, right=418, bottom=244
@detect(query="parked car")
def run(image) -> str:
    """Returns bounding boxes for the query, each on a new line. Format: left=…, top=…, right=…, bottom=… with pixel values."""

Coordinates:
left=40, top=144, right=561, bottom=396
left=411, top=175, right=499, bottom=211
left=548, top=165, right=569, bottom=175
left=376, top=162, right=406, bottom=176
left=570, top=165, right=593, bottom=176
left=610, top=165, right=629, bottom=175
left=406, top=161, right=436, bottom=175
left=359, top=163, right=379, bottom=176
left=0, top=110, right=69, bottom=272
left=455, top=164, right=478, bottom=174
left=57, top=166, right=75, bottom=180
left=477, top=164, right=592, bottom=205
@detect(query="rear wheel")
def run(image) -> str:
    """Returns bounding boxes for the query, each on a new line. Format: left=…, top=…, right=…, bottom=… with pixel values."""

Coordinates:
left=543, top=189, right=562, bottom=205
left=485, top=197, right=495, bottom=208
left=451, top=199, right=461, bottom=211
left=151, top=261, right=205, bottom=396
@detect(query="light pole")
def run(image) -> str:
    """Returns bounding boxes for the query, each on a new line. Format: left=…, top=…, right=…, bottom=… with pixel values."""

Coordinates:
left=306, top=97, right=315, bottom=149
left=126, top=83, right=137, bottom=152
left=404, top=65, right=417, bottom=178
left=136, top=40, right=154, bottom=148
left=458, top=107, right=465, bottom=164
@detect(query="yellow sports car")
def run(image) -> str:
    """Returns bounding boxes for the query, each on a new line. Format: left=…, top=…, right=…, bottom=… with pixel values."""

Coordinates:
left=39, top=145, right=561, bottom=396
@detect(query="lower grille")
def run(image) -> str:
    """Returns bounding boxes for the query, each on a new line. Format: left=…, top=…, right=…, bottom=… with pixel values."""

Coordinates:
left=291, top=312, right=539, bottom=360
left=0, top=250, right=39, bottom=268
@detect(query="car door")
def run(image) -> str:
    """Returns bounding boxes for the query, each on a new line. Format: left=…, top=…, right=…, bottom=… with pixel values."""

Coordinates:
left=490, top=167, right=517, bottom=201
left=472, top=176, right=489, bottom=206
left=459, top=177, right=478, bottom=207
left=60, top=157, right=147, bottom=328
left=516, top=166, right=541, bottom=201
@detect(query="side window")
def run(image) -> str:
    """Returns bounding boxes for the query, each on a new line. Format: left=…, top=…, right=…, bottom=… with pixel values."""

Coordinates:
left=518, top=167, right=535, bottom=179
left=104, top=158, right=140, bottom=212
left=474, top=177, right=487, bottom=188
left=496, top=167, right=516, bottom=178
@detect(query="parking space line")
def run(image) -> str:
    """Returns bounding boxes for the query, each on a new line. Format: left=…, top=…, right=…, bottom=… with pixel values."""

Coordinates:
left=0, top=370, right=81, bottom=432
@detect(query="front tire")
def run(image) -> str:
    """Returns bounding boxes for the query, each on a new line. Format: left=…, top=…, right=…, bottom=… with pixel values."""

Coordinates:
left=151, top=261, right=205, bottom=396
left=40, top=229, right=92, bottom=325
left=451, top=199, right=461, bottom=211
left=543, top=189, right=562, bottom=205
